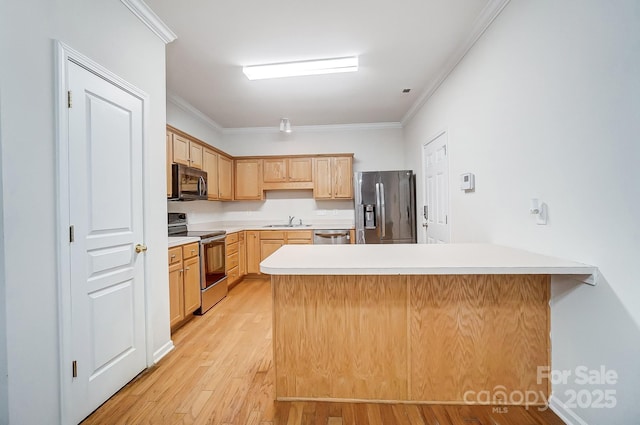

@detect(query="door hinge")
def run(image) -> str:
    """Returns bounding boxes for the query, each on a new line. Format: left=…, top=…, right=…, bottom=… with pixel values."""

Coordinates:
left=445, top=215, right=448, bottom=225
left=69, top=225, right=75, bottom=243
left=72, top=360, right=77, bottom=378
left=67, top=91, right=72, bottom=108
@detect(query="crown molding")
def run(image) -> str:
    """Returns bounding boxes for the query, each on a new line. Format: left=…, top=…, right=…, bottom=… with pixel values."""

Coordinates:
left=121, top=0, right=177, bottom=44
left=222, top=121, right=403, bottom=135
left=167, top=93, right=224, bottom=133
left=401, top=0, right=511, bottom=125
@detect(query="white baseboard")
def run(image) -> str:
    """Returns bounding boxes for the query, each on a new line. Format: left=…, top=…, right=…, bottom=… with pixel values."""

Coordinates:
left=152, top=340, right=175, bottom=364
left=549, top=395, right=589, bottom=425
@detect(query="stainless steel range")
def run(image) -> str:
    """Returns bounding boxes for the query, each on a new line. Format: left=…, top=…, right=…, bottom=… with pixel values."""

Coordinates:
left=168, top=213, right=227, bottom=314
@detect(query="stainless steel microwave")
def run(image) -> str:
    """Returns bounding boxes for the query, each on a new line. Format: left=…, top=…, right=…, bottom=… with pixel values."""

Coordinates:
left=171, top=163, right=208, bottom=201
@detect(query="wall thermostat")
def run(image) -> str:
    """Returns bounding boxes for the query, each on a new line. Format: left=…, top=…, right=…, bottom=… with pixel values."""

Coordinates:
left=460, top=173, right=475, bottom=191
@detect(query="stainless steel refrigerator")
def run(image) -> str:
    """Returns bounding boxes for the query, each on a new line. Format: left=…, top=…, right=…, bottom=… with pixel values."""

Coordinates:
left=354, top=170, right=417, bottom=244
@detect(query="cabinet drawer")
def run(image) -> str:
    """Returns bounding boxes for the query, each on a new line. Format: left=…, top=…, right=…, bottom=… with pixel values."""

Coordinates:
left=182, top=242, right=199, bottom=259
left=287, top=239, right=312, bottom=245
left=261, top=230, right=285, bottom=240
left=226, top=251, right=239, bottom=270
left=227, top=241, right=239, bottom=255
left=286, top=230, right=312, bottom=240
left=226, top=232, right=239, bottom=244
left=168, top=247, right=182, bottom=265
left=227, top=266, right=240, bottom=285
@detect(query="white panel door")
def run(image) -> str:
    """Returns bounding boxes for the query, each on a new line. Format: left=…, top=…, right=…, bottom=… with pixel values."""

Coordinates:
left=67, top=60, right=146, bottom=423
left=422, top=132, right=450, bottom=243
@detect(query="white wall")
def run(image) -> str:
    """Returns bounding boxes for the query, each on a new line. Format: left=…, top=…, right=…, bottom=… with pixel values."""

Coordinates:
left=403, top=0, right=640, bottom=423
left=166, top=99, right=226, bottom=223
left=0, top=1, right=169, bottom=423
left=0, top=89, right=8, bottom=424
left=166, top=98, right=225, bottom=148
left=224, top=126, right=405, bottom=171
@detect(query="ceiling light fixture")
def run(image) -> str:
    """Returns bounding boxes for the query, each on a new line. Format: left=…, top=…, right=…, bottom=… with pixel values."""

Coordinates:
left=243, top=56, right=358, bottom=80
left=279, top=118, right=292, bottom=133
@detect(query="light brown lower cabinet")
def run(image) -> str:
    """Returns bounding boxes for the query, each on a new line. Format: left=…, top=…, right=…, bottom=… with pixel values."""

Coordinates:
left=225, top=232, right=246, bottom=289
left=260, top=231, right=285, bottom=263
left=261, top=239, right=284, bottom=262
left=246, top=231, right=261, bottom=274
left=285, top=230, right=313, bottom=244
left=246, top=230, right=314, bottom=275
left=168, top=242, right=201, bottom=331
left=238, top=232, right=246, bottom=276
left=168, top=261, right=183, bottom=328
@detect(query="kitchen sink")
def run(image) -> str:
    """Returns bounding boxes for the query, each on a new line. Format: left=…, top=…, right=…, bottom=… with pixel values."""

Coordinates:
left=263, top=224, right=313, bottom=228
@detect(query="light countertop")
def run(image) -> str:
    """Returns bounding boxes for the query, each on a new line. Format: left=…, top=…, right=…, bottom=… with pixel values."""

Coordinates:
left=259, top=243, right=597, bottom=282
left=167, top=221, right=355, bottom=247
left=189, top=220, right=355, bottom=234
left=168, top=236, right=200, bottom=248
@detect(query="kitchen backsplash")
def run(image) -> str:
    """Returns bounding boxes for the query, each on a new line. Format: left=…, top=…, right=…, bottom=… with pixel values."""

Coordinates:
left=167, top=190, right=354, bottom=224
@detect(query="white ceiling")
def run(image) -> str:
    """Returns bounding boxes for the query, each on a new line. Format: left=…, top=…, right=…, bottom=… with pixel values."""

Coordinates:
left=146, top=0, right=504, bottom=129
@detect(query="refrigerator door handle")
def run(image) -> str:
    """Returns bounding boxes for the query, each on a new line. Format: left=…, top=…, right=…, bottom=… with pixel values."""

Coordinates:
left=375, top=183, right=382, bottom=238
left=379, top=182, right=386, bottom=238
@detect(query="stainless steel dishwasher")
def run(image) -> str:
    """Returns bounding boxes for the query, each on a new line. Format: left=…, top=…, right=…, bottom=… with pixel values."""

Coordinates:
left=313, top=229, right=351, bottom=244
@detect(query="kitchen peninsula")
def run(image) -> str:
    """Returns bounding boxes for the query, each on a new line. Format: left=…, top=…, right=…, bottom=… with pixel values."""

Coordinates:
left=261, top=243, right=597, bottom=405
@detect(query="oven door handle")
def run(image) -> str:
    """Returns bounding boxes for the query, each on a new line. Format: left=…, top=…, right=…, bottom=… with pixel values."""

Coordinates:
left=200, top=234, right=226, bottom=244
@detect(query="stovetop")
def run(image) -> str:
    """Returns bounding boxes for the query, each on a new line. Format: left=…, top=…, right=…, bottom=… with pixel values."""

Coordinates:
left=168, top=213, right=225, bottom=239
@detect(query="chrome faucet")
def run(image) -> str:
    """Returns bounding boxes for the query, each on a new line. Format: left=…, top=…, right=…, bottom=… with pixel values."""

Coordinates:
left=288, top=215, right=295, bottom=226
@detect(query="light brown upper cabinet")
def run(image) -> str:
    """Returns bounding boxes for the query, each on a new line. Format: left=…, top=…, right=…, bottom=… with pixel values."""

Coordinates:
left=171, top=133, right=189, bottom=166
left=262, top=158, right=287, bottom=183
left=171, top=133, right=203, bottom=169
left=202, top=148, right=219, bottom=200
left=189, top=142, right=203, bottom=169
left=168, top=125, right=354, bottom=202
left=218, top=155, right=233, bottom=200
left=235, top=159, right=263, bottom=200
left=262, top=156, right=314, bottom=190
left=288, top=157, right=313, bottom=182
left=313, top=155, right=353, bottom=199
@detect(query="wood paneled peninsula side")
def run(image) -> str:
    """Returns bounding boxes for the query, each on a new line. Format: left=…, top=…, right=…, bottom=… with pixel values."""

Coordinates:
left=260, top=244, right=597, bottom=405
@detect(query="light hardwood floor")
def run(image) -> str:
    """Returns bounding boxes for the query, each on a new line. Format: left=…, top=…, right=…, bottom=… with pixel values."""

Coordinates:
left=82, top=277, right=565, bottom=425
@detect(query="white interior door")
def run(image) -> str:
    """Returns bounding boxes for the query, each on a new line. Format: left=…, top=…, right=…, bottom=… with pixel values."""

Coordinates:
left=67, top=59, right=146, bottom=423
left=422, top=131, right=450, bottom=243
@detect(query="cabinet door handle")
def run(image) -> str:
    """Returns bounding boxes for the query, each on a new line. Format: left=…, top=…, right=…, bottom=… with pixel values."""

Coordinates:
left=185, top=267, right=190, bottom=271
left=179, top=269, right=183, bottom=274
left=170, top=254, right=176, bottom=259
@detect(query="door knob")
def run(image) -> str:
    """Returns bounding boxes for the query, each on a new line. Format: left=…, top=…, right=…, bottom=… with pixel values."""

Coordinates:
left=135, top=244, right=148, bottom=253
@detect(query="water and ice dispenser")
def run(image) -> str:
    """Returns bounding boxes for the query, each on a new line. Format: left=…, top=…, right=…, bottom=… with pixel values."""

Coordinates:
left=364, top=204, right=376, bottom=229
